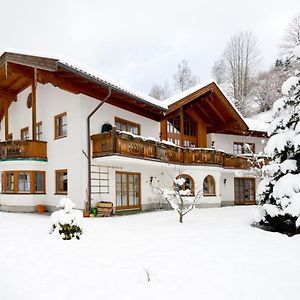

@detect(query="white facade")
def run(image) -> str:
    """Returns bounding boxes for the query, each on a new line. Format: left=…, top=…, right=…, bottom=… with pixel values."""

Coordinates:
left=0, top=82, right=263, bottom=212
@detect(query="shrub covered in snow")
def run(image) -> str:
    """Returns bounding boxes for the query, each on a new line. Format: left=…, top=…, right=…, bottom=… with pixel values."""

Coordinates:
left=50, top=198, right=83, bottom=240
left=257, top=47, right=300, bottom=236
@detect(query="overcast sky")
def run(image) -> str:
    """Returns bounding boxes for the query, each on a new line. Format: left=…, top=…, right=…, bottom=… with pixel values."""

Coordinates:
left=1, top=0, right=299, bottom=96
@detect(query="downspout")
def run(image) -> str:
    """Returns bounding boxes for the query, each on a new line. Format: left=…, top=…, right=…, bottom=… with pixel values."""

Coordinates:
left=87, top=87, right=112, bottom=211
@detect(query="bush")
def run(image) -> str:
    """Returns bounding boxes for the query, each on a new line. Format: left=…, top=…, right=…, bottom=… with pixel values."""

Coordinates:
left=50, top=198, right=83, bottom=240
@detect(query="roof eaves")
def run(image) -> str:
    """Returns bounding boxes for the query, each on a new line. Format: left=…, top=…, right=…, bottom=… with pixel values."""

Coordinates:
left=57, top=61, right=168, bottom=112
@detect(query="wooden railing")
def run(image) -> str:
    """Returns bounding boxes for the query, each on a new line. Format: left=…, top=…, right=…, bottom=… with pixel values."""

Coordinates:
left=91, top=130, right=252, bottom=169
left=0, top=140, right=47, bottom=160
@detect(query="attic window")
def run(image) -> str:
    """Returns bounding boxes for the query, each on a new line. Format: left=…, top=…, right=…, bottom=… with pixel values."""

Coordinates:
left=27, top=93, right=32, bottom=109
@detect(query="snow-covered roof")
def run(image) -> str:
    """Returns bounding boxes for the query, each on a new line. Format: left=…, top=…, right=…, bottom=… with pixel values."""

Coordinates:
left=244, top=110, right=271, bottom=133
left=0, top=48, right=167, bottom=111
left=58, top=61, right=168, bottom=110
left=163, top=80, right=215, bottom=106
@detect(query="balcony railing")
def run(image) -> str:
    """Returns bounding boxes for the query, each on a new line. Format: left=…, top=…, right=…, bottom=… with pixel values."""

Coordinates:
left=0, top=140, right=47, bottom=161
left=91, top=130, right=252, bottom=169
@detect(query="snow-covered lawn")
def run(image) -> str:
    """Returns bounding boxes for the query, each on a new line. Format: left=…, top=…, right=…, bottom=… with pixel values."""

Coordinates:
left=1, top=206, right=300, bottom=300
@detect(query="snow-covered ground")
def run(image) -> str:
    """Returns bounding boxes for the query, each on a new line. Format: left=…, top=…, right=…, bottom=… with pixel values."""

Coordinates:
left=1, top=206, right=300, bottom=300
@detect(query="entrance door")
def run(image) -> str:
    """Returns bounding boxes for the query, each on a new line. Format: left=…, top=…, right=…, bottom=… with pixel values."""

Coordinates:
left=116, top=172, right=141, bottom=210
left=234, top=178, right=255, bottom=205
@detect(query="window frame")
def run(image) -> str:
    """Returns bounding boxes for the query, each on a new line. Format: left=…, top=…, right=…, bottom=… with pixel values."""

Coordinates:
left=2, top=170, right=46, bottom=194
left=115, top=171, right=141, bottom=210
left=203, top=175, right=216, bottom=196
left=175, top=174, right=195, bottom=196
left=54, top=112, right=67, bottom=139
left=36, top=121, right=43, bottom=141
left=20, top=127, right=29, bottom=140
left=233, top=142, right=255, bottom=155
left=55, top=169, right=68, bottom=195
left=7, top=133, right=13, bottom=140
left=115, top=117, right=141, bottom=135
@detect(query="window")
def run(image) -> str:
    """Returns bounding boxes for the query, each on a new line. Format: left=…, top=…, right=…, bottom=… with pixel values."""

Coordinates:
left=233, top=142, right=255, bottom=155
left=55, top=112, right=67, bottom=139
left=175, top=174, right=195, bottom=196
left=21, top=127, right=29, bottom=140
left=234, top=178, right=255, bottom=204
left=203, top=175, right=215, bottom=196
left=36, top=121, right=43, bottom=141
left=167, top=114, right=197, bottom=147
left=35, top=172, right=45, bottom=193
left=18, top=172, right=31, bottom=192
left=115, top=117, right=140, bottom=135
left=56, top=169, right=68, bottom=194
left=5, top=172, right=14, bottom=193
left=2, top=171, right=46, bottom=194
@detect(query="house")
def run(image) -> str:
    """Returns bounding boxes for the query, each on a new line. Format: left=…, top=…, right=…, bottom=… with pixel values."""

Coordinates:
left=0, top=51, right=268, bottom=212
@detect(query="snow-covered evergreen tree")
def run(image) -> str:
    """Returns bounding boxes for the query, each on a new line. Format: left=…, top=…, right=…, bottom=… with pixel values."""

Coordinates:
left=257, top=46, right=300, bottom=235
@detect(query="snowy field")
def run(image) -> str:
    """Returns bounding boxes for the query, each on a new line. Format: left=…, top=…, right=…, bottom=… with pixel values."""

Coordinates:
left=1, top=206, right=300, bottom=300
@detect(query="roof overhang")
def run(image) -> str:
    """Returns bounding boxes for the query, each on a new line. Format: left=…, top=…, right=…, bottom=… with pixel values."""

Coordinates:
left=164, top=82, right=249, bottom=135
left=0, top=52, right=166, bottom=122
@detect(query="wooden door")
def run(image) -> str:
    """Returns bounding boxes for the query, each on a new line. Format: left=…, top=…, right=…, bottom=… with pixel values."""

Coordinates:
left=234, top=178, right=255, bottom=205
left=116, top=172, right=141, bottom=210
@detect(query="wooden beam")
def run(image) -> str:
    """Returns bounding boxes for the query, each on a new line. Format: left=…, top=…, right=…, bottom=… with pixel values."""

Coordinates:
left=167, top=85, right=213, bottom=113
left=209, top=119, right=241, bottom=133
left=32, top=68, right=37, bottom=140
left=160, top=119, right=167, bottom=141
left=0, top=86, right=17, bottom=100
left=4, top=101, right=8, bottom=140
left=180, top=107, right=184, bottom=147
left=194, top=103, right=215, bottom=125
left=204, top=94, right=227, bottom=123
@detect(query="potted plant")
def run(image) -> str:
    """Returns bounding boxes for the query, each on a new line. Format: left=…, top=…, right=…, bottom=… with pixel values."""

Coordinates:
left=36, top=204, right=46, bottom=214
left=83, top=199, right=90, bottom=217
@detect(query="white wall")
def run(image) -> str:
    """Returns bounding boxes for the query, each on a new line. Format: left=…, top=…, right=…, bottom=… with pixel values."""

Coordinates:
left=207, top=133, right=266, bottom=154
left=91, top=156, right=224, bottom=209
left=0, top=83, right=161, bottom=210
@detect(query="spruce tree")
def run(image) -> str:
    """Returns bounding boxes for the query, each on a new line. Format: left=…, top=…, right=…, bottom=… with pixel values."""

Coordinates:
left=257, top=46, right=300, bottom=236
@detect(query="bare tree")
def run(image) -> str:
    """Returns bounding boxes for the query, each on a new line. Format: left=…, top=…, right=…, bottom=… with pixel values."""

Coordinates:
left=252, top=64, right=287, bottom=113
left=280, top=12, right=300, bottom=55
left=213, top=31, right=261, bottom=116
left=212, top=58, right=226, bottom=84
left=150, top=174, right=202, bottom=223
left=173, top=60, right=199, bottom=92
left=149, top=81, right=172, bottom=100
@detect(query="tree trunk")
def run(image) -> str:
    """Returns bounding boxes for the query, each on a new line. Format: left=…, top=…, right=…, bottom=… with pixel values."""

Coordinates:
left=179, top=213, right=183, bottom=223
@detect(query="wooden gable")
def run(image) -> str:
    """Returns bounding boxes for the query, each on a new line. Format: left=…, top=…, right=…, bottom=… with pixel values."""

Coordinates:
left=0, top=52, right=166, bottom=122
left=165, top=82, right=248, bottom=135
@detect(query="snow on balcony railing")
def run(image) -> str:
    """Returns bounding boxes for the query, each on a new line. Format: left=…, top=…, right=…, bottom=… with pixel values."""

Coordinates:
left=91, top=130, right=253, bottom=169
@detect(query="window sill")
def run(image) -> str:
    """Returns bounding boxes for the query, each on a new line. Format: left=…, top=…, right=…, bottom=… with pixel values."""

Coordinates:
left=55, top=192, right=68, bottom=195
left=203, top=194, right=216, bottom=197
left=54, top=135, right=67, bottom=140
left=1, top=192, right=46, bottom=195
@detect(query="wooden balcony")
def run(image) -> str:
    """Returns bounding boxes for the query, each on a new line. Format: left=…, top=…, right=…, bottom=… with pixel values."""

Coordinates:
left=91, top=130, right=252, bottom=169
left=0, top=140, right=47, bottom=161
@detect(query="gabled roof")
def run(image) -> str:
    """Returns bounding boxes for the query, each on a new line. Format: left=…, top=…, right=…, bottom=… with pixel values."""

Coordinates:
left=0, top=50, right=267, bottom=136
left=163, top=81, right=249, bottom=135
left=0, top=50, right=167, bottom=121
